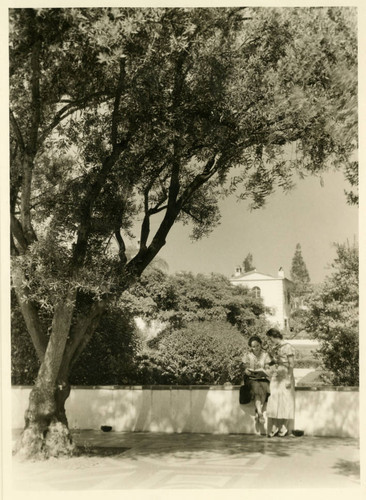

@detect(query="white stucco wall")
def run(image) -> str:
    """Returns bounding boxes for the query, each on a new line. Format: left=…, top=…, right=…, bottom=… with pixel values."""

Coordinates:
left=12, top=386, right=359, bottom=438
left=231, top=276, right=292, bottom=329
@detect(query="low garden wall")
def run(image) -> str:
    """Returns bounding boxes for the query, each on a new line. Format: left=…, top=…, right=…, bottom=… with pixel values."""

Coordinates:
left=12, top=385, right=359, bottom=438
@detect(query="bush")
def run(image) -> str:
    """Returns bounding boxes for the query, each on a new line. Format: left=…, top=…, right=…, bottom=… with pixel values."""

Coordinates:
left=133, top=320, right=248, bottom=385
left=69, top=308, right=141, bottom=385
left=293, top=344, right=321, bottom=369
left=294, top=357, right=321, bottom=369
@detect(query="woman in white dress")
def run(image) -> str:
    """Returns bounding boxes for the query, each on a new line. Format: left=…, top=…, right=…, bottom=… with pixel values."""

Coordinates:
left=265, top=328, right=296, bottom=437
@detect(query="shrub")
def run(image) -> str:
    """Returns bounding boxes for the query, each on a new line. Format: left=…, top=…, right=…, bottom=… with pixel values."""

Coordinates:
left=134, top=320, right=248, bottom=385
left=70, top=308, right=141, bottom=385
left=293, top=344, right=321, bottom=369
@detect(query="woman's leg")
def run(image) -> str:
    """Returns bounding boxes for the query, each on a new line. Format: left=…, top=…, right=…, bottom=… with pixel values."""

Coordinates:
left=254, top=397, right=265, bottom=423
left=253, top=381, right=268, bottom=424
left=268, top=418, right=280, bottom=437
left=278, top=419, right=288, bottom=436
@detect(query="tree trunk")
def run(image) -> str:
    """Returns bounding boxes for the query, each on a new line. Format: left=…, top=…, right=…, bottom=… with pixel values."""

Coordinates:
left=15, top=294, right=109, bottom=459
left=15, top=293, right=77, bottom=460
left=55, top=380, right=71, bottom=427
left=15, top=381, right=75, bottom=460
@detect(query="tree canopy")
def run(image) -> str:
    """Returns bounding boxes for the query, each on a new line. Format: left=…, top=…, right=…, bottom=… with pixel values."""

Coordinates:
left=124, top=269, right=267, bottom=330
left=9, top=7, right=358, bottom=458
left=304, top=241, right=358, bottom=385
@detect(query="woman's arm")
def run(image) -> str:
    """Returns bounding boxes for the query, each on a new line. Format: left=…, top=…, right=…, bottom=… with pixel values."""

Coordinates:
left=242, top=354, right=252, bottom=376
left=243, top=365, right=252, bottom=376
left=287, top=354, right=295, bottom=377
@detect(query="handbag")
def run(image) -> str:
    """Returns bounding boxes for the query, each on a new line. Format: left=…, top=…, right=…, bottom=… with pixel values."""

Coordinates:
left=239, top=375, right=252, bottom=404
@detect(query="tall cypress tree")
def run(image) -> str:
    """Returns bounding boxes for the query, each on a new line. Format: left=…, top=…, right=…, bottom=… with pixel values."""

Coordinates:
left=243, top=253, right=255, bottom=273
left=290, top=244, right=311, bottom=304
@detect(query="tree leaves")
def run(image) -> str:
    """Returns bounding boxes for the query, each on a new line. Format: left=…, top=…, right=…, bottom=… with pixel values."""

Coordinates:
left=305, top=241, right=358, bottom=385
left=9, top=7, right=358, bottom=390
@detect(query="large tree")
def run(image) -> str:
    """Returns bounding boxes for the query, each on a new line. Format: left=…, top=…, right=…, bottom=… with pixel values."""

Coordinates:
left=290, top=243, right=311, bottom=306
left=242, top=253, right=255, bottom=273
left=289, top=243, right=311, bottom=335
left=10, top=7, right=357, bottom=458
left=304, top=242, right=358, bottom=385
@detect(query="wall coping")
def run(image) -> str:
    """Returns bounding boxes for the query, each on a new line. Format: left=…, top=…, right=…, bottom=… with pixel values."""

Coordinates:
left=12, top=384, right=359, bottom=392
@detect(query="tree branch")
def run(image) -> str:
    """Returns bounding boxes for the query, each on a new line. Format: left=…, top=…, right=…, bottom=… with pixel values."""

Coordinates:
left=29, top=36, right=41, bottom=154
left=20, top=155, right=38, bottom=245
left=11, top=233, right=19, bottom=257
left=111, top=59, right=126, bottom=148
left=181, top=207, right=204, bottom=224
left=11, top=214, right=29, bottom=253
left=71, top=147, right=127, bottom=272
left=39, top=92, right=111, bottom=144
left=150, top=203, right=169, bottom=215
left=140, top=195, right=151, bottom=251
left=179, top=154, right=220, bottom=205
left=70, top=88, right=136, bottom=274
left=9, top=110, right=25, bottom=152
left=126, top=155, right=219, bottom=279
left=17, top=13, right=42, bottom=246
left=127, top=186, right=181, bottom=278
left=62, top=299, right=108, bottom=371
left=115, top=228, right=127, bottom=266
left=12, top=265, right=48, bottom=362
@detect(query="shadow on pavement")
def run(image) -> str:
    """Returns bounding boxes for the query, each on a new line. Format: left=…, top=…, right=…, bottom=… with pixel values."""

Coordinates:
left=332, top=459, right=360, bottom=478
left=71, top=430, right=359, bottom=460
left=75, top=445, right=130, bottom=457
left=12, top=430, right=360, bottom=490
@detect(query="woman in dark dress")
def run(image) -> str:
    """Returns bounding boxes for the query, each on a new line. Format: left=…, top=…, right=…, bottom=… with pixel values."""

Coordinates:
left=242, top=335, right=271, bottom=424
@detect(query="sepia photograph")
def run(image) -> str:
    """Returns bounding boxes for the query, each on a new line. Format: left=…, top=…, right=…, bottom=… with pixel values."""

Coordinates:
left=2, top=0, right=363, bottom=496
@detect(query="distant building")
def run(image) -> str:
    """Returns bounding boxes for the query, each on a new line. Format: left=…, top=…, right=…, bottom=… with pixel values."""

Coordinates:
left=230, top=266, right=293, bottom=331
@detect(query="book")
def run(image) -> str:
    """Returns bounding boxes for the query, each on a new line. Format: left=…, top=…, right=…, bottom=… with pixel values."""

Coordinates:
left=248, top=369, right=269, bottom=379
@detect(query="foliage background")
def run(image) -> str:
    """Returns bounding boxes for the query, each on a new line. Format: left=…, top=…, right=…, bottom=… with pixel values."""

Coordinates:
left=305, top=242, right=359, bottom=386
left=12, top=270, right=269, bottom=386
left=9, top=8, right=358, bottom=390
left=135, top=321, right=247, bottom=385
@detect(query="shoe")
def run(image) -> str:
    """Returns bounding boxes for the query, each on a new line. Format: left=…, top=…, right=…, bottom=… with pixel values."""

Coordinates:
left=268, top=426, right=279, bottom=438
left=278, top=426, right=288, bottom=437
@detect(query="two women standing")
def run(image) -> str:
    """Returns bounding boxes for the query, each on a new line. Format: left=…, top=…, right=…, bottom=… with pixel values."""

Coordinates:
left=242, top=328, right=296, bottom=437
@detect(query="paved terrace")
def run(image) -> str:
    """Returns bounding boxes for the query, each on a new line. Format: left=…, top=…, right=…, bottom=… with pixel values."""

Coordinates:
left=12, top=430, right=360, bottom=491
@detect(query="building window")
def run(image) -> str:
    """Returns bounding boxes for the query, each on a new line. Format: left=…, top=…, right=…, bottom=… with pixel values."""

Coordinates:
left=252, top=286, right=261, bottom=298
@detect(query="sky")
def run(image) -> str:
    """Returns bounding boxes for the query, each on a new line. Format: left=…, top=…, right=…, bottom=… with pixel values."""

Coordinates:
left=147, top=169, right=358, bottom=284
